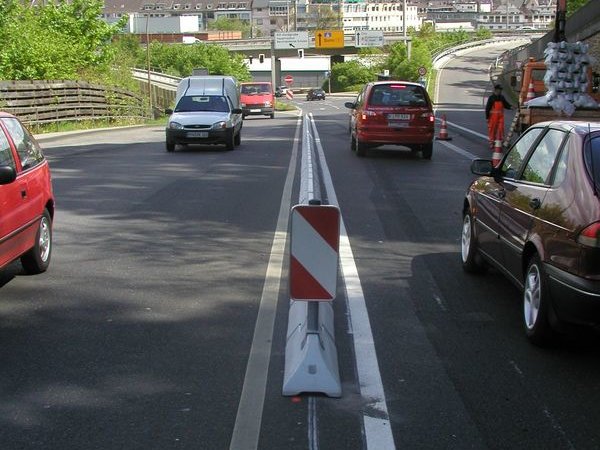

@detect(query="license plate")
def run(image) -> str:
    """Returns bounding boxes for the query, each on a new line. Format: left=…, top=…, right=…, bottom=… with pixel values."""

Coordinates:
left=187, top=131, right=208, bottom=138
left=388, top=114, right=411, bottom=120
left=250, top=109, right=261, bottom=112
left=388, top=122, right=410, bottom=128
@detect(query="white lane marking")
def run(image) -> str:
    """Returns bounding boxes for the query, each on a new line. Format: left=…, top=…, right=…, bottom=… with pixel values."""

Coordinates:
left=308, top=396, right=319, bottom=450
left=437, top=140, right=478, bottom=160
left=229, top=117, right=302, bottom=450
left=309, top=113, right=397, bottom=450
left=443, top=119, right=489, bottom=141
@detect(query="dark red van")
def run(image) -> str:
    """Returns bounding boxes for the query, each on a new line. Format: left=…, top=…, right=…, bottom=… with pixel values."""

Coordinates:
left=345, top=81, right=435, bottom=158
left=0, top=112, right=54, bottom=274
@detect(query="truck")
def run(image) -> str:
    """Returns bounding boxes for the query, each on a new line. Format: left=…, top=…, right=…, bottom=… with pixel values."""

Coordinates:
left=515, top=58, right=600, bottom=132
left=512, top=0, right=600, bottom=133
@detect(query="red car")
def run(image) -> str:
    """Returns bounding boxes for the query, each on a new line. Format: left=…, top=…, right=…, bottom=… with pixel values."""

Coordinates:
left=462, top=121, right=600, bottom=345
left=344, top=81, right=435, bottom=158
left=0, top=112, right=54, bottom=274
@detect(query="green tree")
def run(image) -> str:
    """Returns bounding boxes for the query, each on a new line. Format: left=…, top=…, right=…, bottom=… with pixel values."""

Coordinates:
left=386, top=40, right=432, bottom=82
left=145, top=42, right=251, bottom=80
left=208, top=16, right=251, bottom=39
left=0, top=0, right=127, bottom=80
left=330, top=60, right=377, bottom=92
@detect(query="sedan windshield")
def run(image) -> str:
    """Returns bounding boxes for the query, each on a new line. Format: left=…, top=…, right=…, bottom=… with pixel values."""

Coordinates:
left=369, top=84, right=428, bottom=107
left=175, top=95, right=230, bottom=113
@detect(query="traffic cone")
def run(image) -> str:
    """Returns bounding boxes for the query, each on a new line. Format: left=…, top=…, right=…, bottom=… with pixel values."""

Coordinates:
left=526, top=82, right=536, bottom=102
left=492, top=139, right=504, bottom=167
left=436, top=114, right=452, bottom=141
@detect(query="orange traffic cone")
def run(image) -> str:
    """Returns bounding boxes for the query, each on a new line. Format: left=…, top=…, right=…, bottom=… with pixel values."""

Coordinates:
left=492, top=139, right=504, bottom=167
left=526, top=82, right=536, bottom=102
left=436, top=114, right=452, bottom=141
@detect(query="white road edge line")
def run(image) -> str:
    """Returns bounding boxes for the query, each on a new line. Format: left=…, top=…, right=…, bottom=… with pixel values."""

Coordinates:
left=309, top=113, right=397, bottom=450
left=229, top=116, right=302, bottom=450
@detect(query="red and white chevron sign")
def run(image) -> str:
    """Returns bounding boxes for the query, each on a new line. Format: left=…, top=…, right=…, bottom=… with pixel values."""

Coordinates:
left=290, top=205, right=340, bottom=301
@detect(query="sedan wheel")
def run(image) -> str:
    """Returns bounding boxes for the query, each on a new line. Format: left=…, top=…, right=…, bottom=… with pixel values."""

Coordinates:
left=523, top=255, right=554, bottom=345
left=20, top=209, right=52, bottom=274
left=461, top=211, right=485, bottom=273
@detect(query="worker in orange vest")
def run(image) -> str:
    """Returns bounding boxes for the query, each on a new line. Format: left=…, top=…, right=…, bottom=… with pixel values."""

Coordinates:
left=485, top=84, right=512, bottom=149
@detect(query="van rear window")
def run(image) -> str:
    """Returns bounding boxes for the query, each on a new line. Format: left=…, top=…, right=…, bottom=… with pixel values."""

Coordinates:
left=369, top=84, right=428, bottom=107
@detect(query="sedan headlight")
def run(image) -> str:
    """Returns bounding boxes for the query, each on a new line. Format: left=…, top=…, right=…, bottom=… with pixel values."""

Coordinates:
left=169, top=121, right=184, bottom=130
left=211, top=121, right=228, bottom=130
left=264, top=101, right=272, bottom=107
left=240, top=102, right=246, bottom=107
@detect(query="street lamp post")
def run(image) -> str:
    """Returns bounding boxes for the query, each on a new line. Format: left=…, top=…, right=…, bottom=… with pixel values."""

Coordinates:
left=145, top=11, right=153, bottom=115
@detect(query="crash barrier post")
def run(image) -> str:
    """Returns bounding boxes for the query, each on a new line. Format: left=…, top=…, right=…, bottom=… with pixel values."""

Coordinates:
left=283, top=201, right=342, bottom=398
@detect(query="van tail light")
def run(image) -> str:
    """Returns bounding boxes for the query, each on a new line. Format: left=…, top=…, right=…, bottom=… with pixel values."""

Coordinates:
left=577, top=222, right=600, bottom=247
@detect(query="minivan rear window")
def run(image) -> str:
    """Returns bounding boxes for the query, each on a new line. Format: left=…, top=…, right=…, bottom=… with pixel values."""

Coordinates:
left=369, top=84, right=428, bottom=107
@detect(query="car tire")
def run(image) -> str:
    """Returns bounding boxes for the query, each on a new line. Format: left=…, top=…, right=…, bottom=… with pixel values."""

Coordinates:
left=523, top=255, right=555, bottom=346
left=461, top=211, right=486, bottom=273
left=355, top=137, right=367, bottom=157
left=351, top=135, right=356, bottom=152
left=234, top=129, right=241, bottom=146
left=20, top=209, right=52, bottom=274
left=269, top=113, right=275, bottom=119
left=166, top=141, right=175, bottom=152
left=225, top=130, right=235, bottom=150
left=422, top=142, right=433, bottom=160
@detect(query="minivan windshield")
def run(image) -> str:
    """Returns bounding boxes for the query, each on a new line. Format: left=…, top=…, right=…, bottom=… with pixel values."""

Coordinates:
left=241, top=84, right=271, bottom=95
left=369, top=84, right=428, bottom=107
left=175, top=95, right=230, bottom=113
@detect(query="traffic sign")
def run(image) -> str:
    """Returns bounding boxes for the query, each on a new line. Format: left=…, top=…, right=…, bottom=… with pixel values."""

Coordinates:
left=355, top=30, right=384, bottom=48
left=284, top=75, right=294, bottom=85
left=418, top=66, right=427, bottom=76
left=274, top=31, right=309, bottom=49
left=315, top=30, right=344, bottom=49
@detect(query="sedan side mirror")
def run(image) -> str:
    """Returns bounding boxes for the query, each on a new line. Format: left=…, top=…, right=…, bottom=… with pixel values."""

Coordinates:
left=470, top=159, right=494, bottom=176
left=232, top=108, right=243, bottom=115
left=165, top=108, right=174, bottom=115
left=344, top=102, right=356, bottom=109
left=0, top=165, right=17, bottom=185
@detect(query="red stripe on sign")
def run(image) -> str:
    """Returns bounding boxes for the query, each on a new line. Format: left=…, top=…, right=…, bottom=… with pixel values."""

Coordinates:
left=290, top=256, right=332, bottom=300
left=296, top=208, right=339, bottom=250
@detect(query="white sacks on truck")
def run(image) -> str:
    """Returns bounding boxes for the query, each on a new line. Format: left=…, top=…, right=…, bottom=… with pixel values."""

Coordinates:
left=527, top=41, right=600, bottom=114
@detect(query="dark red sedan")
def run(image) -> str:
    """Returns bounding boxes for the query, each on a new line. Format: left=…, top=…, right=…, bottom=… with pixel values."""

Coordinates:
left=0, top=112, right=54, bottom=274
left=461, top=121, right=600, bottom=345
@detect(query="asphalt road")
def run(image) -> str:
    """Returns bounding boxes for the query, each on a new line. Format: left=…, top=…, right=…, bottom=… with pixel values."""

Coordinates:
left=2, top=41, right=600, bottom=450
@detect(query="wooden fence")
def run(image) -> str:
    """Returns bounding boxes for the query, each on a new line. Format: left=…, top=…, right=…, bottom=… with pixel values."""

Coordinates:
left=0, top=80, right=149, bottom=126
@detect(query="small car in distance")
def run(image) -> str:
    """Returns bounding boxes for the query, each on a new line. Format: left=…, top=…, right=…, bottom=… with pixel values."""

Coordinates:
left=306, top=88, right=326, bottom=101
left=275, top=86, right=288, bottom=98
left=344, top=81, right=435, bottom=158
left=0, top=112, right=54, bottom=274
left=461, top=121, right=600, bottom=345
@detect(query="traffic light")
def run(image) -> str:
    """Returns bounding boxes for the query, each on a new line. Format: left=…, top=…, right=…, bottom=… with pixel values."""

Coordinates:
left=259, top=54, right=265, bottom=63
left=298, top=49, right=304, bottom=58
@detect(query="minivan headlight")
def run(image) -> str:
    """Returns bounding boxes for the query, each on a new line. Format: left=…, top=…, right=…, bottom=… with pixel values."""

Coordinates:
left=212, top=121, right=227, bottom=130
left=169, top=121, right=184, bottom=130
